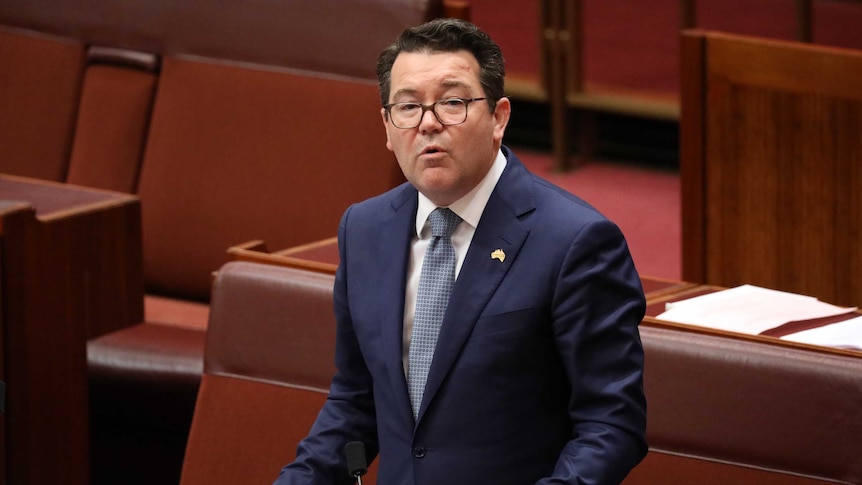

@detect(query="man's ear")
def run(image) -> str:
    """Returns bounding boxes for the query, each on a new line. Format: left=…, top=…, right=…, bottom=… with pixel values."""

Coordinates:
left=493, top=96, right=512, bottom=141
left=381, top=107, right=394, bottom=151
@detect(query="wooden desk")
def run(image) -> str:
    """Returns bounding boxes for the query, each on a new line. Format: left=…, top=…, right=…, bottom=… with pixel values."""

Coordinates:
left=643, top=284, right=862, bottom=359
left=0, top=174, right=144, bottom=485
left=230, top=238, right=862, bottom=360
left=228, top=238, right=697, bottom=302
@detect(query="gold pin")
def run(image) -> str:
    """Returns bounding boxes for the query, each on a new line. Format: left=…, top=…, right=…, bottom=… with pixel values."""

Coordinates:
left=490, top=248, right=506, bottom=263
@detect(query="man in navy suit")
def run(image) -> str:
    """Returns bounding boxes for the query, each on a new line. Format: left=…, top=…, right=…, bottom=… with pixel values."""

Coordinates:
left=275, top=18, right=646, bottom=485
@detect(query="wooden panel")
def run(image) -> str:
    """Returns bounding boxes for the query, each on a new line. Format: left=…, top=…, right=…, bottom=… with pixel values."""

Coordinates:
left=707, top=34, right=862, bottom=99
left=681, top=30, right=862, bottom=307
left=0, top=176, right=143, bottom=485
left=680, top=31, right=708, bottom=285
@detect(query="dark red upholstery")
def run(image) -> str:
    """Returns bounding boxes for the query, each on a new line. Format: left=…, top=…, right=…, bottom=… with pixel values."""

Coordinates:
left=182, top=376, right=329, bottom=485
left=136, top=56, right=401, bottom=301
left=66, top=47, right=158, bottom=193
left=86, top=55, right=400, bottom=484
left=625, top=325, right=862, bottom=484
left=0, top=27, right=84, bottom=181
left=201, top=263, right=336, bottom=389
left=88, top=314, right=207, bottom=485
left=180, top=261, right=376, bottom=485
left=88, top=323, right=206, bottom=479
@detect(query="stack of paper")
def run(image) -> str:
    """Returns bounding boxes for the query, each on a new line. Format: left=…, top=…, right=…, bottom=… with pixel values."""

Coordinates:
left=656, top=285, right=861, bottom=349
left=780, top=317, right=862, bottom=350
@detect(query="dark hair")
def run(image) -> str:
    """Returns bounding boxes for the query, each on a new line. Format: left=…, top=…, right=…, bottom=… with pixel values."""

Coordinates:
left=376, top=18, right=505, bottom=112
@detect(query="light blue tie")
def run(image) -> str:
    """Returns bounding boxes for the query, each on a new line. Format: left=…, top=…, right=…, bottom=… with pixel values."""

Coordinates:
left=408, top=207, right=461, bottom=420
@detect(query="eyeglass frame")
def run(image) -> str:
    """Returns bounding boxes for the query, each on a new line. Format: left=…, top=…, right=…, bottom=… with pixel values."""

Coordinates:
left=383, top=97, right=488, bottom=129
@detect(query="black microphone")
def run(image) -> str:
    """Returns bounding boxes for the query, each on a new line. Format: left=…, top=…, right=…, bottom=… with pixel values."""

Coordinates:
left=344, top=441, right=367, bottom=484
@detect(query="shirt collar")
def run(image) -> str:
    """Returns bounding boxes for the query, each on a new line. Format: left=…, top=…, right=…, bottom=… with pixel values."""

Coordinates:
left=415, top=148, right=507, bottom=237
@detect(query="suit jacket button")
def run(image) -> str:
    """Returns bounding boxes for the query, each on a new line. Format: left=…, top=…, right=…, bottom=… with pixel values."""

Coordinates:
left=412, top=445, right=426, bottom=458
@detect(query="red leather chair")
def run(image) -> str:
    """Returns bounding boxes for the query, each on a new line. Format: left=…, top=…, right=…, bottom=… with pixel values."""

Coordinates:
left=180, top=262, right=378, bottom=484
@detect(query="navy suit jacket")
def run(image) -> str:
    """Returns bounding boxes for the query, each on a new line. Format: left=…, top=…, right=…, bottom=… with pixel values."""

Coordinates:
left=276, top=146, right=647, bottom=484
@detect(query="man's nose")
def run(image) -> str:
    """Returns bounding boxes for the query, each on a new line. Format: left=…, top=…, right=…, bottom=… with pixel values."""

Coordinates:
left=418, top=106, right=443, bottom=132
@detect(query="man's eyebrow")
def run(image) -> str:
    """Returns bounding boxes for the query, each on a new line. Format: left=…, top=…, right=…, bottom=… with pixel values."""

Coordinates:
left=440, top=79, right=470, bottom=89
left=392, top=79, right=470, bottom=100
left=391, top=88, right=419, bottom=99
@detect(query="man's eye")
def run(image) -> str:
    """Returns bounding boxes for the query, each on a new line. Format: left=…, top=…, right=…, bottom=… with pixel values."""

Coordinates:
left=395, top=103, right=420, bottom=113
left=440, top=98, right=464, bottom=107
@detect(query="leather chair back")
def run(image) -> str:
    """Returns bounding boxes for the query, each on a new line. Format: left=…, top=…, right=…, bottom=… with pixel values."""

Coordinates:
left=180, top=262, right=370, bottom=484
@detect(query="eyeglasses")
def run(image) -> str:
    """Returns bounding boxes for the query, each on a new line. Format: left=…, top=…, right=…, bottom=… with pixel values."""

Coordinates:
left=384, top=97, right=487, bottom=129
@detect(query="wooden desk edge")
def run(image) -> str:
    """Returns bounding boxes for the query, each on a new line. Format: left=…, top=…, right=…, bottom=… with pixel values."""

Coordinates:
left=227, top=240, right=861, bottom=360
left=227, top=242, right=338, bottom=275
left=0, top=174, right=140, bottom=221
left=642, top=316, right=862, bottom=359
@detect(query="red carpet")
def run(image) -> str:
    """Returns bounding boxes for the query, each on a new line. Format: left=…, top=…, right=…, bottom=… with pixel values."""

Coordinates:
left=515, top=146, right=681, bottom=280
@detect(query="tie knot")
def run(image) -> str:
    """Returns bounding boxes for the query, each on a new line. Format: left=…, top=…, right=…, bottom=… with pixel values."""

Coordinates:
left=429, top=208, right=461, bottom=238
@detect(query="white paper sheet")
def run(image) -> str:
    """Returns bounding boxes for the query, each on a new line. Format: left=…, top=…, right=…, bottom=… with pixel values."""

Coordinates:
left=656, top=284, right=857, bottom=335
left=780, top=316, right=862, bottom=350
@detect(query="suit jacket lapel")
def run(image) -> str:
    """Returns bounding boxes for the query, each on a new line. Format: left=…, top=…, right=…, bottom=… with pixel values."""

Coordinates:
left=376, top=185, right=419, bottom=426
left=417, top=150, right=536, bottom=423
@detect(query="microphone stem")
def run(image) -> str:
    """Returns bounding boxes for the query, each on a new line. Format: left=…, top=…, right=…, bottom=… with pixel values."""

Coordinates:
left=355, top=475, right=363, bottom=485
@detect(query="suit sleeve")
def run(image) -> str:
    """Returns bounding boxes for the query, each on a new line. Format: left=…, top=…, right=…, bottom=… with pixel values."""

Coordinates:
left=541, top=218, right=648, bottom=485
left=273, top=206, right=379, bottom=485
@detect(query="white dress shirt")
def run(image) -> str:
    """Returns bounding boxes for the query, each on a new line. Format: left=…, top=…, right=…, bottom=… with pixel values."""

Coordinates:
left=402, top=149, right=507, bottom=372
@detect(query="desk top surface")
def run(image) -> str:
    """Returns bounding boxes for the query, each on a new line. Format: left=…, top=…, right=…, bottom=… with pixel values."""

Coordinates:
left=0, top=175, right=137, bottom=217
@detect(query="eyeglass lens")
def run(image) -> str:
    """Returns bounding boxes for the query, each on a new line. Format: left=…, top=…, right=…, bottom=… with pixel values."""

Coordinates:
left=390, top=99, right=468, bottom=128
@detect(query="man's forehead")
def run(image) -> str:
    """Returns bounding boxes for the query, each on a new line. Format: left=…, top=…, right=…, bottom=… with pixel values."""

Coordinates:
left=390, top=50, right=480, bottom=87
left=391, top=78, right=470, bottom=96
